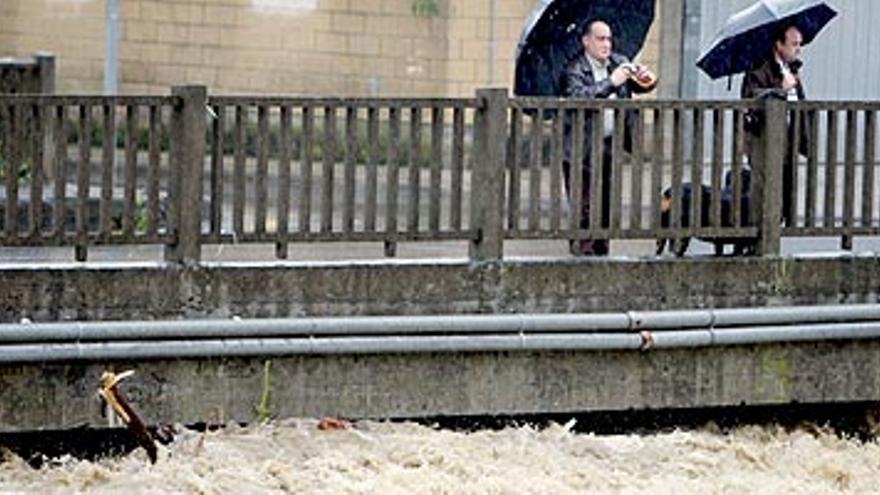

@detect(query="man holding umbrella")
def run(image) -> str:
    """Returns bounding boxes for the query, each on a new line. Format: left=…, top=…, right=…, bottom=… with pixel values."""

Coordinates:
left=515, top=0, right=657, bottom=256
left=741, top=23, right=810, bottom=226
left=697, top=0, right=837, bottom=228
left=563, top=19, right=656, bottom=256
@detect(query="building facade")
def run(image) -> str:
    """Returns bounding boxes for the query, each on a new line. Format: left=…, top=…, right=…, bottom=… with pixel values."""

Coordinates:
left=0, top=0, right=664, bottom=97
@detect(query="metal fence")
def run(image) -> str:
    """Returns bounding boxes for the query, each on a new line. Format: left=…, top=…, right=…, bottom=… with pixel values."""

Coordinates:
left=1, top=85, right=878, bottom=263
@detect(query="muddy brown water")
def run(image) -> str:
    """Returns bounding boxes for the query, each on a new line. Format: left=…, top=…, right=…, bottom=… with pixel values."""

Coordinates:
left=2, top=419, right=879, bottom=494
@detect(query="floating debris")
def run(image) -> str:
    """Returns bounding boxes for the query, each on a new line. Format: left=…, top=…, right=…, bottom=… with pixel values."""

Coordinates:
left=317, top=417, right=350, bottom=431
left=98, top=370, right=159, bottom=464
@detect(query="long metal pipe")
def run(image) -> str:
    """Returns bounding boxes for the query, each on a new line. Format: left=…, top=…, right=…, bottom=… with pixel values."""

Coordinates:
left=4, top=304, right=880, bottom=344
left=0, top=334, right=643, bottom=363
left=0, top=313, right=631, bottom=343
left=3, top=321, right=880, bottom=363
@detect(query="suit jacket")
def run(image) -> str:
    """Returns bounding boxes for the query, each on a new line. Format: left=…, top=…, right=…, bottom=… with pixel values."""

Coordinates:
left=562, top=52, right=650, bottom=166
left=741, top=55, right=811, bottom=156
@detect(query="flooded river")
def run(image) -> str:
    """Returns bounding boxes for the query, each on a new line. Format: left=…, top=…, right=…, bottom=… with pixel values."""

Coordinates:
left=2, top=419, right=879, bottom=494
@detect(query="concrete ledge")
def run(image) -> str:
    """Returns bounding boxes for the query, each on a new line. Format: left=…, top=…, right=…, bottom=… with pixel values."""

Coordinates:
left=1, top=255, right=879, bottom=322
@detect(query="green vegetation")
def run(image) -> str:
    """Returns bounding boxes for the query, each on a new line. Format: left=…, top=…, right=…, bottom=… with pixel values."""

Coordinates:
left=211, top=117, right=450, bottom=166
left=411, top=0, right=441, bottom=17
left=0, top=124, right=31, bottom=184
left=0, top=155, right=31, bottom=184
left=255, top=359, right=273, bottom=423
left=133, top=197, right=150, bottom=232
left=60, top=115, right=456, bottom=166
left=65, top=119, right=171, bottom=153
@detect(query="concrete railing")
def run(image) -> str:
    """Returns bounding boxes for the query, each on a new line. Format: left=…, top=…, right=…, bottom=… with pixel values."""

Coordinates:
left=1, top=85, right=878, bottom=263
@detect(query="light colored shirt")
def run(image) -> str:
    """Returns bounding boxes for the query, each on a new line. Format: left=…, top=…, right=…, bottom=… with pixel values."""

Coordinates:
left=586, top=54, right=616, bottom=136
left=777, top=57, right=799, bottom=101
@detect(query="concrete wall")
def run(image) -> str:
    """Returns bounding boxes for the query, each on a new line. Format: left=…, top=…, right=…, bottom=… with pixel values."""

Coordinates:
left=0, top=0, right=662, bottom=97
left=2, top=256, right=880, bottom=431
left=2, top=338, right=879, bottom=431
left=2, top=256, right=879, bottom=322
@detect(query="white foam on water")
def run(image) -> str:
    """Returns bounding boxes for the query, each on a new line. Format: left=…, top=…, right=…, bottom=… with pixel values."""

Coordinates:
left=2, top=420, right=878, bottom=494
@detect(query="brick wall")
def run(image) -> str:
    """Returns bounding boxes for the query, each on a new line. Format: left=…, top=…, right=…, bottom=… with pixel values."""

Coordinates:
left=0, top=0, right=661, bottom=97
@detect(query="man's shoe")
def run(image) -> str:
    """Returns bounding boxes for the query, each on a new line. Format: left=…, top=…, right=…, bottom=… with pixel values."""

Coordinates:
left=571, top=239, right=609, bottom=256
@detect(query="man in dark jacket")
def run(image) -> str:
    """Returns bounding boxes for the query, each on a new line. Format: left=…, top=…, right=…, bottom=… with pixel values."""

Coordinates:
left=563, top=20, right=654, bottom=256
left=741, top=24, right=811, bottom=226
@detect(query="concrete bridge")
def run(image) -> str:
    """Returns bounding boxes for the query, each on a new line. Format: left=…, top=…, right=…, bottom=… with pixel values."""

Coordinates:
left=1, top=88, right=879, bottom=433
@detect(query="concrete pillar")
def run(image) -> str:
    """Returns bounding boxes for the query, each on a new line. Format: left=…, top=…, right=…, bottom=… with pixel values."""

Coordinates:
left=752, top=98, right=785, bottom=256
left=469, top=88, right=507, bottom=262
left=165, top=85, right=206, bottom=265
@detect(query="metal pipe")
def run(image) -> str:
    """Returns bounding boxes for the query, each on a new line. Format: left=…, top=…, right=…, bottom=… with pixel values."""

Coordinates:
left=710, top=305, right=880, bottom=327
left=4, top=305, right=880, bottom=364
left=0, top=313, right=632, bottom=343
left=0, top=333, right=643, bottom=363
left=5, top=304, right=880, bottom=344
left=650, top=322, right=880, bottom=348
left=3, top=320, right=880, bottom=363
left=626, top=309, right=713, bottom=330
left=628, top=304, right=880, bottom=330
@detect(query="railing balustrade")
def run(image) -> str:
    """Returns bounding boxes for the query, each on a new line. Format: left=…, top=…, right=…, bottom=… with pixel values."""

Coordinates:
left=0, top=94, right=177, bottom=261
left=1, top=86, right=878, bottom=263
left=205, top=95, right=479, bottom=259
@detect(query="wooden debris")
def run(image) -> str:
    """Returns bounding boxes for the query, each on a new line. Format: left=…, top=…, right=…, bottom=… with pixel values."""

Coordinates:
left=98, top=370, right=159, bottom=464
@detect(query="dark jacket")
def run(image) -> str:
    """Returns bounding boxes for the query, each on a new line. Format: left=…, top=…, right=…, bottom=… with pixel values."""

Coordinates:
left=562, top=52, right=650, bottom=166
left=741, top=54, right=811, bottom=156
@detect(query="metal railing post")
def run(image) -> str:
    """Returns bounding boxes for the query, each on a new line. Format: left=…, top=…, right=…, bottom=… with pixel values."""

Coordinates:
left=469, top=88, right=507, bottom=262
left=751, top=98, right=784, bottom=256
left=165, top=85, right=206, bottom=265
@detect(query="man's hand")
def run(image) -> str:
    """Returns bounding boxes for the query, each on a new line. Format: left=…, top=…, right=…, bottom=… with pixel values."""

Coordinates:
left=782, top=72, right=798, bottom=91
left=610, top=65, right=630, bottom=87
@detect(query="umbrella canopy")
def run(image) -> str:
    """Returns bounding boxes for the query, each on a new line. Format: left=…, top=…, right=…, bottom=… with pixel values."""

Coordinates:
left=514, top=0, right=656, bottom=97
left=697, top=0, right=837, bottom=79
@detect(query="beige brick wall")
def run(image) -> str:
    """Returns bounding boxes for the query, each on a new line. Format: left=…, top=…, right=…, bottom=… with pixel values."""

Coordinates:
left=1, top=0, right=661, bottom=98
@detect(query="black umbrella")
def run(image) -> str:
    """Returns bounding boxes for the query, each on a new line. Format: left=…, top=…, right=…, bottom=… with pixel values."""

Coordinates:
left=514, top=0, right=657, bottom=97
left=697, top=0, right=837, bottom=79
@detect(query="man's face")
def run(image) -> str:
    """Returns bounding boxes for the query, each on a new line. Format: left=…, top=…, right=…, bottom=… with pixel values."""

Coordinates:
left=582, top=21, right=612, bottom=62
left=775, top=26, right=803, bottom=63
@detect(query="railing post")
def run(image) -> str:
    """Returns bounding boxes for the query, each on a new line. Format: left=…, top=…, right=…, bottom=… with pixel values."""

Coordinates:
left=165, top=85, right=206, bottom=265
left=469, top=88, right=507, bottom=262
left=751, top=98, right=784, bottom=256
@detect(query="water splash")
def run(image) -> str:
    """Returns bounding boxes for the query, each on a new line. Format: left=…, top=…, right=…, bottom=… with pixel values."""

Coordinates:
left=1, top=420, right=878, bottom=493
